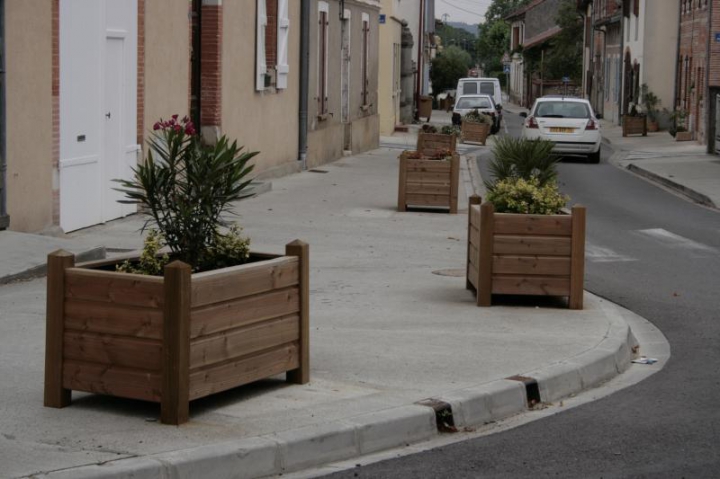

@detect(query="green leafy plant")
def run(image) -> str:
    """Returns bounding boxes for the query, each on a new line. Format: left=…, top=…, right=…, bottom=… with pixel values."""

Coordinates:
left=440, top=125, right=461, bottom=136
left=641, top=84, right=661, bottom=122
left=463, top=109, right=493, bottom=125
left=486, top=177, right=568, bottom=214
left=669, top=108, right=688, bottom=134
left=421, top=124, right=439, bottom=133
left=116, top=229, right=170, bottom=276
left=114, top=115, right=258, bottom=272
left=430, top=148, right=453, bottom=161
left=486, top=136, right=558, bottom=190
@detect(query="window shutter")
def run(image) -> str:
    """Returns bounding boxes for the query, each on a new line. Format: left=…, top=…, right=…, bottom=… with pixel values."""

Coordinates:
left=276, top=0, right=290, bottom=89
left=256, top=0, right=268, bottom=91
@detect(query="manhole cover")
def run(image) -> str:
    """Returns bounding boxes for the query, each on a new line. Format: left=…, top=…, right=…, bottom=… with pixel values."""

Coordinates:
left=432, top=268, right=465, bottom=277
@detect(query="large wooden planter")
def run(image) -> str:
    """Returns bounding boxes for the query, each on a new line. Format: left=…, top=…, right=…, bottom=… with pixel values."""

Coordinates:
left=466, top=196, right=586, bottom=309
left=44, top=241, right=309, bottom=425
left=461, top=121, right=490, bottom=145
left=416, top=132, right=457, bottom=156
left=397, top=151, right=459, bottom=214
left=622, top=115, right=647, bottom=137
left=675, top=130, right=693, bottom=141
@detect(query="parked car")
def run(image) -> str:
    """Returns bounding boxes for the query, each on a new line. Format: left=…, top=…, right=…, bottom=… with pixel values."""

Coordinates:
left=456, top=77, right=503, bottom=127
left=520, top=96, right=602, bottom=163
left=452, top=94, right=500, bottom=134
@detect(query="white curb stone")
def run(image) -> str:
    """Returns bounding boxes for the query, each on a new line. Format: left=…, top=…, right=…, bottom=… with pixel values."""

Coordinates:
left=439, top=380, right=526, bottom=428
left=348, top=405, right=437, bottom=455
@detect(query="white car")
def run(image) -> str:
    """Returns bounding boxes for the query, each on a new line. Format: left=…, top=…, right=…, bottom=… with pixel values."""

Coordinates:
left=520, top=96, right=602, bottom=163
left=452, top=94, right=500, bottom=134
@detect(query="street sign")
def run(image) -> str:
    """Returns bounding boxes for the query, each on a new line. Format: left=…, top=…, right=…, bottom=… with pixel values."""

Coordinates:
left=379, top=14, right=386, bottom=24
left=503, top=65, right=510, bottom=74
left=562, top=76, right=570, bottom=83
left=715, top=32, right=720, bottom=42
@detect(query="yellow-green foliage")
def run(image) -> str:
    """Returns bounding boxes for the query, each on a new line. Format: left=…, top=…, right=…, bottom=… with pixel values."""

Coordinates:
left=486, top=177, right=568, bottom=214
left=463, top=109, right=493, bottom=125
left=116, top=229, right=170, bottom=276
left=203, top=225, right=251, bottom=270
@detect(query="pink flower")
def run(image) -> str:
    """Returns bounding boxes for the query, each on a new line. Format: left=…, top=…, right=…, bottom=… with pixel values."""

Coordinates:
left=182, top=116, right=190, bottom=124
left=172, top=114, right=179, bottom=120
left=184, top=123, right=196, bottom=136
left=174, top=124, right=182, bottom=133
left=153, top=122, right=161, bottom=130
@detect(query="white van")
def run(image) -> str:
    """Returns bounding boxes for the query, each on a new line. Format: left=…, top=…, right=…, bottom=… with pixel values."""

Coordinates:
left=456, top=77, right=502, bottom=110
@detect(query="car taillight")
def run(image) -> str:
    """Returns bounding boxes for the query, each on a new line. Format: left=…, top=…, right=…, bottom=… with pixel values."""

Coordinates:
left=586, top=119, right=598, bottom=130
left=526, top=116, right=539, bottom=129
left=490, top=111, right=495, bottom=117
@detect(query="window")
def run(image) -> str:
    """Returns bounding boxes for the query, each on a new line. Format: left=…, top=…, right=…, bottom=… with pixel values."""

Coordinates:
left=256, top=0, right=289, bottom=91
left=361, top=13, right=370, bottom=107
left=318, top=2, right=329, bottom=115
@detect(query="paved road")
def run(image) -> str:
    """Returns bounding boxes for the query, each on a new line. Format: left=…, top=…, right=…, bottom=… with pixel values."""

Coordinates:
left=319, top=112, right=720, bottom=478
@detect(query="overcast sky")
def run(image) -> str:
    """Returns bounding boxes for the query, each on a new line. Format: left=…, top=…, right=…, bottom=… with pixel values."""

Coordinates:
left=435, top=0, right=492, bottom=25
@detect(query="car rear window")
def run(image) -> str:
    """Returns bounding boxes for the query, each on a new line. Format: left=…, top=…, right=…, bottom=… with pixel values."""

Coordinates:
left=457, top=97, right=492, bottom=109
left=479, top=82, right=495, bottom=96
left=534, top=101, right=590, bottom=119
left=462, top=83, right=478, bottom=95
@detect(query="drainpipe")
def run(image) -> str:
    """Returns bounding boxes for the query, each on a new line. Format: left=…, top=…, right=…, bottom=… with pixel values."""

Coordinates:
left=415, top=0, right=424, bottom=120
left=298, top=0, right=310, bottom=170
left=0, top=0, right=8, bottom=230
left=706, top=0, right=712, bottom=153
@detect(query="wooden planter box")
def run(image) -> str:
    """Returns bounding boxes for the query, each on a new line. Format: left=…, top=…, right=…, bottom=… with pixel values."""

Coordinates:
left=466, top=196, right=586, bottom=309
left=416, top=132, right=457, bottom=156
left=461, top=121, right=490, bottom=145
left=675, top=130, right=693, bottom=141
left=44, top=241, right=309, bottom=425
left=418, top=95, right=433, bottom=121
left=397, top=151, right=459, bottom=214
left=622, top=115, right=647, bottom=137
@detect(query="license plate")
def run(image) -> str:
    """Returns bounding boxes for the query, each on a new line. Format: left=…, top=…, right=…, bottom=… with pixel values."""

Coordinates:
left=549, top=127, right=575, bottom=133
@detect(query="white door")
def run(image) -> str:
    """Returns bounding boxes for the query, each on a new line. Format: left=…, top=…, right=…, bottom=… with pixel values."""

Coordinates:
left=60, top=0, right=137, bottom=232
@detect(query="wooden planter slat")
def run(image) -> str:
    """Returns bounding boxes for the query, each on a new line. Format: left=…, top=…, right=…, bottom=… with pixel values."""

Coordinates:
left=190, top=287, right=300, bottom=338
left=493, top=235, right=572, bottom=256
left=493, top=213, right=572, bottom=236
left=192, top=257, right=299, bottom=307
left=189, top=343, right=299, bottom=400
left=466, top=195, right=586, bottom=309
left=491, top=275, right=572, bottom=296
left=45, top=241, right=310, bottom=425
left=492, top=255, right=572, bottom=276
left=63, top=360, right=161, bottom=402
left=398, top=152, right=459, bottom=213
left=63, top=331, right=162, bottom=370
left=190, top=315, right=300, bottom=369
left=64, top=300, right=164, bottom=340
left=66, top=269, right=165, bottom=308
left=417, top=132, right=457, bottom=156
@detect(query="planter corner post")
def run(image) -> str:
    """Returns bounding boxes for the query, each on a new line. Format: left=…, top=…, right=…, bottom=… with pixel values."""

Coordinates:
left=569, top=205, right=586, bottom=310
left=478, top=202, right=494, bottom=307
left=286, top=240, right=310, bottom=384
left=44, top=250, right=75, bottom=408
left=466, top=195, right=482, bottom=290
left=162, top=260, right=192, bottom=425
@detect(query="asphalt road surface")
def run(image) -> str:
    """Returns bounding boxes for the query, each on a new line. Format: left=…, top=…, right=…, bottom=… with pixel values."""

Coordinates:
left=320, top=112, right=720, bottom=478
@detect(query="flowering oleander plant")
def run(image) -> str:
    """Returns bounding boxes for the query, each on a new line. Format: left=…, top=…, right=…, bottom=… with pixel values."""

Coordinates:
left=114, top=115, right=257, bottom=273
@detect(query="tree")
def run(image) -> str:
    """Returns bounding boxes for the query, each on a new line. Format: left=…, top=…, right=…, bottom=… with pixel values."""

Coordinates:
left=544, top=0, right=584, bottom=81
left=430, top=46, right=473, bottom=93
left=436, top=23, right=478, bottom=60
left=476, top=0, right=530, bottom=80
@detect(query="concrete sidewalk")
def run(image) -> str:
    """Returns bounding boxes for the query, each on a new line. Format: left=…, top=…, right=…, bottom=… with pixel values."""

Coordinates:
left=0, top=133, right=657, bottom=479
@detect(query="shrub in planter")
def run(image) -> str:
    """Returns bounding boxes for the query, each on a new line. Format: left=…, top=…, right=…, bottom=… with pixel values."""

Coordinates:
left=44, top=115, right=310, bottom=425
left=486, top=177, right=569, bottom=215
left=485, top=136, right=558, bottom=191
left=461, top=109, right=493, bottom=145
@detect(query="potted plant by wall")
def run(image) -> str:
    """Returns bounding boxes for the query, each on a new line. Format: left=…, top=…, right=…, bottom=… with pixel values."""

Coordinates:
left=466, top=137, right=586, bottom=309
left=44, top=115, right=310, bottom=425
left=622, top=103, right=647, bottom=137
left=641, top=84, right=661, bottom=132
left=416, top=123, right=457, bottom=157
left=670, top=108, right=693, bottom=141
left=461, top=109, right=493, bottom=145
left=397, top=146, right=460, bottom=214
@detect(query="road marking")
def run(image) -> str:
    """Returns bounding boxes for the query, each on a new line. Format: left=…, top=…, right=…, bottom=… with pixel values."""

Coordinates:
left=635, top=228, right=717, bottom=254
left=585, top=242, right=637, bottom=263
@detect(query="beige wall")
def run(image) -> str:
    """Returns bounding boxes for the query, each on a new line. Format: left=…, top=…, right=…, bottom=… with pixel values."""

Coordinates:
left=221, top=1, right=301, bottom=178
left=5, top=2, right=54, bottom=233
left=143, top=0, right=191, bottom=145
left=643, top=0, right=678, bottom=113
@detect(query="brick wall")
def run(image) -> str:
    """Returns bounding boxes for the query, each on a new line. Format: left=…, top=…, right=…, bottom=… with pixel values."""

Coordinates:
left=710, top=0, right=720, bottom=86
left=137, top=0, right=145, bottom=146
left=678, top=0, right=710, bottom=139
left=200, top=3, right=222, bottom=131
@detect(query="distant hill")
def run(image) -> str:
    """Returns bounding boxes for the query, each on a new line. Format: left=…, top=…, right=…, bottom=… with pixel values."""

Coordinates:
left=447, top=21, right=478, bottom=37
